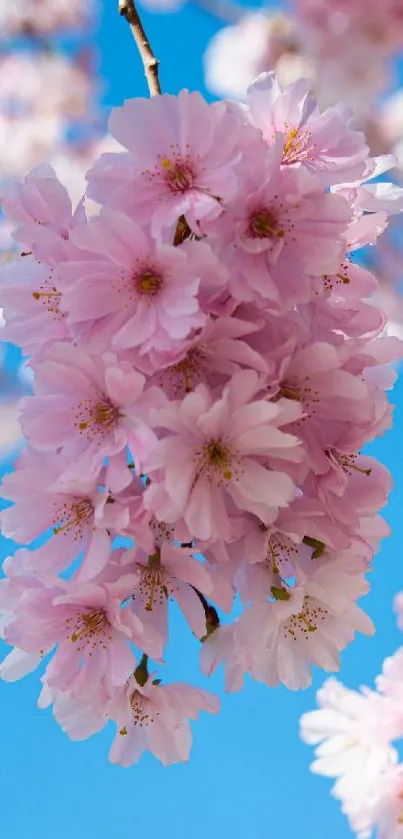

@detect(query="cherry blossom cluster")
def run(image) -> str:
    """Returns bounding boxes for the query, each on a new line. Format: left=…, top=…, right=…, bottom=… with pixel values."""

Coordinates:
left=0, top=72, right=402, bottom=767
left=300, top=628, right=403, bottom=839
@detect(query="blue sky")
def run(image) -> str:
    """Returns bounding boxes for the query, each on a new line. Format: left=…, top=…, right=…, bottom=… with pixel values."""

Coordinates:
left=1, top=2, right=403, bottom=837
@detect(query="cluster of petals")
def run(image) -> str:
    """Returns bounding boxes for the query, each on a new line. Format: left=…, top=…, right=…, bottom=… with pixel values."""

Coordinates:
left=0, top=72, right=401, bottom=767
left=300, top=641, right=403, bottom=839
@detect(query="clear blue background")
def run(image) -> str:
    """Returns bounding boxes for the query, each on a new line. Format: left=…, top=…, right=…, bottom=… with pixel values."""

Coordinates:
left=1, top=2, right=403, bottom=837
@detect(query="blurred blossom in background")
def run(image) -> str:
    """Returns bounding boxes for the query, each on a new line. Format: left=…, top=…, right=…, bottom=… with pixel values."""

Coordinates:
left=0, top=0, right=105, bottom=459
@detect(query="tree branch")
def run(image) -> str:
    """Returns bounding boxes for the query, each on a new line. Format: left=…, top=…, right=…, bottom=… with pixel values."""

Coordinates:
left=118, top=0, right=161, bottom=96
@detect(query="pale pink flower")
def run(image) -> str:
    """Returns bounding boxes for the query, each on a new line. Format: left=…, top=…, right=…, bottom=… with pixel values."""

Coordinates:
left=0, top=646, right=44, bottom=683
left=0, top=113, right=61, bottom=179
left=4, top=575, right=161, bottom=695
left=38, top=681, right=107, bottom=741
left=243, top=72, right=369, bottom=185
left=237, top=558, right=374, bottom=690
left=200, top=623, right=247, bottom=692
left=300, top=678, right=400, bottom=838
left=0, top=448, right=129, bottom=579
left=86, top=90, right=243, bottom=234
left=295, top=0, right=403, bottom=55
left=121, top=543, right=231, bottom=648
left=304, top=453, right=393, bottom=529
left=140, top=314, right=269, bottom=397
left=301, top=677, right=398, bottom=781
left=145, top=370, right=303, bottom=541
left=0, top=53, right=92, bottom=119
left=204, top=12, right=312, bottom=101
left=0, top=256, right=70, bottom=356
left=20, top=343, right=155, bottom=470
left=203, top=152, right=352, bottom=311
left=0, top=163, right=87, bottom=264
left=60, top=208, right=207, bottom=353
left=108, top=670, right=219, bottom=767
left=373, top=649, right=403, bottom=747
left=365, top=767, right=403, bottom=839
left=378, top=649, right=403, bottom=702
left=270, top=340, right=373, bottom=443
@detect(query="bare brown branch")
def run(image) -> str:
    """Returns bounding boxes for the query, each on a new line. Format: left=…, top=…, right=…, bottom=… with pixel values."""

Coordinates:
left=118, top=0, right=161, bottom=96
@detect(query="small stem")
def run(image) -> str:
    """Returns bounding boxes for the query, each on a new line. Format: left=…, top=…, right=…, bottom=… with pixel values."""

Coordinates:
left=191, top=587, right=220, bottom=640
left=134, top=653, right=149, bottom=686
left=118, top=0, right=161, bottom=96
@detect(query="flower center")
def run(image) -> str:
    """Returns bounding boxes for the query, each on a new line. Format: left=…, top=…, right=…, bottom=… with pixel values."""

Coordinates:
left=165, top=347, right=207, bottom=395
left=150, top=517, right=175, bottom=546
left=267, top=533, right=299, bottom=575
left=161, top=157, right=194, bottom=193
left=326, top=449, right=372, bottom=476
left=276, top=382, right=303, bottom=402
left=75, top=394, right=120, bottom=441
left=282, top=127, right=313, bottom=165
left=322, top=264, right=351, bottom=293
left=135, top=269, right=163, bottom=296
left=275, top=378, right=319, bottom=418
left=134, top=564, right=171, bottom=612
left=32, top=275, right=64, bottom=320
left=193, top=438, right=235, bottom=487
left=283, top=597, right=328, bottom=640
left=53, top=496, right=94, bottom=538
left=249, top=209, right=284, bottom=239
left=129, top=690, right=155, bottom=727
left=67, top=607, right=112, bottom=650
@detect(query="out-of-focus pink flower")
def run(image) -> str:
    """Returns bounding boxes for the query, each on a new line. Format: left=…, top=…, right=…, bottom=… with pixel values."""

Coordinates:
left=0, top=0, right=94, bottom=35
left=204, top=11, right=313, bottom=101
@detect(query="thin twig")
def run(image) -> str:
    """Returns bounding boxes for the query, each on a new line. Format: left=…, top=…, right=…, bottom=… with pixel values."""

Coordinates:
left=118, top=0, right=161, bottom=96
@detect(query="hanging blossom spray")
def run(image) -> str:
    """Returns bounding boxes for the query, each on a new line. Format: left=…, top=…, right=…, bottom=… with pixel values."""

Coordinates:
left=0, top=0, right=402, bottom=768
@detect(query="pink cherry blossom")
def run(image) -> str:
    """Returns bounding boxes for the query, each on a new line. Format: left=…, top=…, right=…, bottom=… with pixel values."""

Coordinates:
left=202, top=150, right=352, bottom=311
left=141, top=313, right=269, bottom=397
left=236, top=558, right=374, bottom=690
left=145, top=370, right=303, bottom=540
left=123, top=542, right=231, bottom=648
left=87, top=90, right=244, bottom=234
left=300, top=677, right=399, bottom=781
left=59, top=207, right=208, bottom=353
left=0, top=448, right=130, bottom=579
left=107, top=669, right=219, bottom=767
left=4, top=573, right=161, bottom=697
left=0, top=255, right=71, bottom=356
left=242, top=72, right=369, bottom=185
left=0, top=163, right=87, bottom=264
left=20, top=343, right=155, bottom=470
